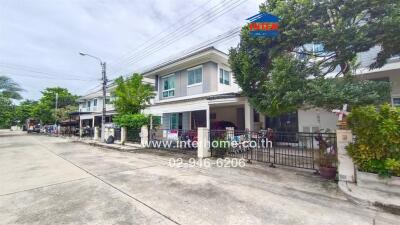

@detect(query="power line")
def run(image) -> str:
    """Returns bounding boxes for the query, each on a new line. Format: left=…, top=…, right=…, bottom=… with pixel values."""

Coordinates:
left=110, top=0, right=247, bottom=77
left=109, top=0, right=216, bottom=67
left=0, top=63, right=98, bottom=80
left=136, top=26, right=240, bottom=73
left=1, top=71, right=96, bottom=81
left=112, top=0, right=243, bottom=70
left=109, top=0, right=246, bottom=75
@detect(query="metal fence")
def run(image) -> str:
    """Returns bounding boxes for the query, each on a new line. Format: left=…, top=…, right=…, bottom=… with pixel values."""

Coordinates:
left=82, top=127, right=94, bottom=138
left=127, top=128, right=141, bottom=143
left=148, top=128, right=197, bottom=151
left=114, top=127, right=121, bottom=141
left=209, top=129, right=337, bottom=170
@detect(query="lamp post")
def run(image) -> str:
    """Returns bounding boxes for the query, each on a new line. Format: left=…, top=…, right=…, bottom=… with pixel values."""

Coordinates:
left=79, top=52, right=107, bottom=142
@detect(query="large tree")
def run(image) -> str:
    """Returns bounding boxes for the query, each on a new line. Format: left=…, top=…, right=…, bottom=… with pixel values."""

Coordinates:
left=32, top=87, right=78, bottom=124
left=0, top=76, right=23, bottom=128
left=229, top=0, right=398, bottom=116
left=0, top=75, right=23, bottom=100
left=13, top=100, right=38, bottom=125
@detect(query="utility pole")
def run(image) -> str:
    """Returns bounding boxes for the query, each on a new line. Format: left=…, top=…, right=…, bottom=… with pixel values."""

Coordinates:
left=55, top=93, right=58, bottom=125
left=79, top=52, right=107, bottom=142
left=101, top=62, right=107, bottom=142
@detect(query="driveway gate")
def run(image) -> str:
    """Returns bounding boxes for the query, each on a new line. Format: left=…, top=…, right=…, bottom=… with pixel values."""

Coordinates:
left=210, top=130, right=337, bottom=170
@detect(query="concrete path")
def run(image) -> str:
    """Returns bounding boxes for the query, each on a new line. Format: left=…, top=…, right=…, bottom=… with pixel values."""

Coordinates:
left=1, top=130, right=399, bottom=225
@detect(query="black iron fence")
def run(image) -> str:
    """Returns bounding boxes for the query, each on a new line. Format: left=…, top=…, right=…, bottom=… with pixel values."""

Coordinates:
left=114, top=127, right=121, bottom=141
left=209, top=129, right=337, bottom=170
left=127, top=128, right=141, bottom=143
left=148, top=128, right=197, bottom=151
left=82, top=127, right=94, bottom=138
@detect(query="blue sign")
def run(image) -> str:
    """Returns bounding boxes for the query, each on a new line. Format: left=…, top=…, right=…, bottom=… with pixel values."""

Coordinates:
left=247, top=12, right=280, bottom=37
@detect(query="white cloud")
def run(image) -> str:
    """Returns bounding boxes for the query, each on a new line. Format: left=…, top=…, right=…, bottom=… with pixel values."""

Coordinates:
left=0, top=0, right=262, bottom=100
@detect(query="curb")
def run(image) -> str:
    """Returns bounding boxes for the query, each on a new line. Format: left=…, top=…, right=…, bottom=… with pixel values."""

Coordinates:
left=73, top=139, right=141, bottom=152
left=339, top=181, right=400, bottom=215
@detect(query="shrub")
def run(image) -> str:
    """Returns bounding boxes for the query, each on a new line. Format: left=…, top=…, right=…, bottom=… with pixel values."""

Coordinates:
left=347, top=104, right=400, bottom=177
left=114, top=114, right=149, bottom=128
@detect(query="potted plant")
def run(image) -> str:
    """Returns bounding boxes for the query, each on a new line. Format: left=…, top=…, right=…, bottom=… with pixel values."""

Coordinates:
left=315, top=133, right=337, bottom=179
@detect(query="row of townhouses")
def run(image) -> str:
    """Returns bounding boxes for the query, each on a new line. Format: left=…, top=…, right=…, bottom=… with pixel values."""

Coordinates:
left=77, top=46, right=400, bottom=134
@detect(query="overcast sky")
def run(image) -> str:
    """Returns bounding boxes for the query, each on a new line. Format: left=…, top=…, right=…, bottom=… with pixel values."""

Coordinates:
left=0, top=0, right=263, bottom=100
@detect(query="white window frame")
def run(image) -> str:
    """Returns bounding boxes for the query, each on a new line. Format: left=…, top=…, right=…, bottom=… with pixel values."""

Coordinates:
left=93, top=98, right=97, bottom=107
left=219, top=68, right=231, bottom=85
left=162, top=74, right=175, bottom=98
left=170, top=113, right=179, bottom=130
left=187, top=65, right=203, bottom=87
left=393, top=97, right=400, bottom=107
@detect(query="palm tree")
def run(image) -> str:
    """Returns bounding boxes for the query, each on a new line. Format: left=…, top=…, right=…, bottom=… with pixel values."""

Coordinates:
left=0, top=76, right=23, bottom=100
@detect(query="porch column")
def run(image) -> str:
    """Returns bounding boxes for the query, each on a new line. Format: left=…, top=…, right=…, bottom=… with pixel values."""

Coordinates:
left=260, top=114, right=266, bottom=130
left=206, top=106, right=210, bottom=129
left=197, top=127, right=210, bottom=158
left=79, top=118, right=83, bottom=138
left=92, top=117, right=95, bottom=127
left=244, top=100, right=254, bottom=130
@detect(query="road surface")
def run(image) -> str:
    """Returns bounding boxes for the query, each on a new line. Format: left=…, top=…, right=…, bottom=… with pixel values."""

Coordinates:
left=0, top=130, right=398, bottom=225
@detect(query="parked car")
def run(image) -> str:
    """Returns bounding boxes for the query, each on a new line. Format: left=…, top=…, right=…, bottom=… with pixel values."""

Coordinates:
left=210, top=121, right=237, bottom=130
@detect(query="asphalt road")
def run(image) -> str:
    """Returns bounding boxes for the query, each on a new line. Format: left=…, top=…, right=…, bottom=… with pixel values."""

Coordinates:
left=0, top=130, right=399, bottom=225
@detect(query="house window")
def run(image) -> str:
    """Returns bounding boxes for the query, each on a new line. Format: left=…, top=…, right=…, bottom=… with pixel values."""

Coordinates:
left=188, top=67, right=202, bottom=86
left=219, top=69, right=230, bottom=85
left=393, top=98, right=400, bottom=107
left=87, top=101, right=91, bottom=108
left=170, top=113, right=178, bottom=129
left=93, top=99, right=97, bottom=107
left=105, top=97, right=111, bottom=104
left=162, top=75, right=175, bottom=98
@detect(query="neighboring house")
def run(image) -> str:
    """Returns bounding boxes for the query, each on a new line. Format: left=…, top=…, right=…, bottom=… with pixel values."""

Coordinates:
left=76, top=78, right=154, bottom=130
left=297, top=46, right=400, bottom=133
left=77, top=86, right=117, bottom=128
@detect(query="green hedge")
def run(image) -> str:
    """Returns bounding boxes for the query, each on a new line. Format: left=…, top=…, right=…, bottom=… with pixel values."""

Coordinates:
left=114, top=114, right=149, bottom=128
left=347, top=104, right=400, bottom=177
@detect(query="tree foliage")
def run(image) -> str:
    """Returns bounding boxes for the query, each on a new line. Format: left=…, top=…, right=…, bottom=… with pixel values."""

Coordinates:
left=32, top=87, right=78, bottom=124
left=113, top=114, right=149, bottom=128
left=13, top=100, right=38, bottom=125
left=229, top=0, right=398, bottom=116
left=0, top=76, right=23, bottom=128
left=0, top=75, right=23, bottom=100
left=112, top=73, right=155, bottom=115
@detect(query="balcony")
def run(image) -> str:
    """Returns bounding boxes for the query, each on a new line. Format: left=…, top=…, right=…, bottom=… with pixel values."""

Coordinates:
left=79, top=107, right=100, bottom=112
left=79, top=104, right=115, bottom=113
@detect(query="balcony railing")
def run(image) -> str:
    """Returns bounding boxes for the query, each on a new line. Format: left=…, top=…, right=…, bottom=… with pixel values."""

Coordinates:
left=79, top=104, right=115, bottom=113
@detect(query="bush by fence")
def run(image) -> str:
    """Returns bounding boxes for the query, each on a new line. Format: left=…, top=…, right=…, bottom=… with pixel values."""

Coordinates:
left=347, top=104, right=400, bottom=177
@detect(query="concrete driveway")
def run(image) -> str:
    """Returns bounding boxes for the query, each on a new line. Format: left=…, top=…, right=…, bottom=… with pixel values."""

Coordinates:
left=0, top=130, right=399, bottom=225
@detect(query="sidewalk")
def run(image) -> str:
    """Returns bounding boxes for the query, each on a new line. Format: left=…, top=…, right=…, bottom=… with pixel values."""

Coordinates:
left=339, top=181, right=400, bottom=215
left=76, top=138, right=142, bottom=151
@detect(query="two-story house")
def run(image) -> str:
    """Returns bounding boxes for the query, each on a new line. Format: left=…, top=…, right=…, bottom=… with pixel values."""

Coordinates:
left=77, top=87, right=116, bottom=129
left=142, top=46, right=265, bottom=133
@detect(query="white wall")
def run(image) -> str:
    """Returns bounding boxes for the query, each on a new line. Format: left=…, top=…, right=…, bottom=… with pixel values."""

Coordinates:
left=298, top=108, right=337, bottom=133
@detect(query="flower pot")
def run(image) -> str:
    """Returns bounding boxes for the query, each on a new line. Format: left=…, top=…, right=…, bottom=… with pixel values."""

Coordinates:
left=319, top=166, right=337, bottom=179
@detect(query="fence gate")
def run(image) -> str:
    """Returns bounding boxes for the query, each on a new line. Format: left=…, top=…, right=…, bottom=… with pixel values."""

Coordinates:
left=210, top=130, right=337, bottom=171
left=148, top=128, right=197, bottom=152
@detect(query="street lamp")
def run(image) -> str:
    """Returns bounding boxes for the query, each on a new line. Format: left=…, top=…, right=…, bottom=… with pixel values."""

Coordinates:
left=79, top=52, right=107, bottom=143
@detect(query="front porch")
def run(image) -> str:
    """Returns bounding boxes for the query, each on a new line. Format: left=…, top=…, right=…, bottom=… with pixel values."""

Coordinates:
left=151, top=96, right=262, bottom=132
